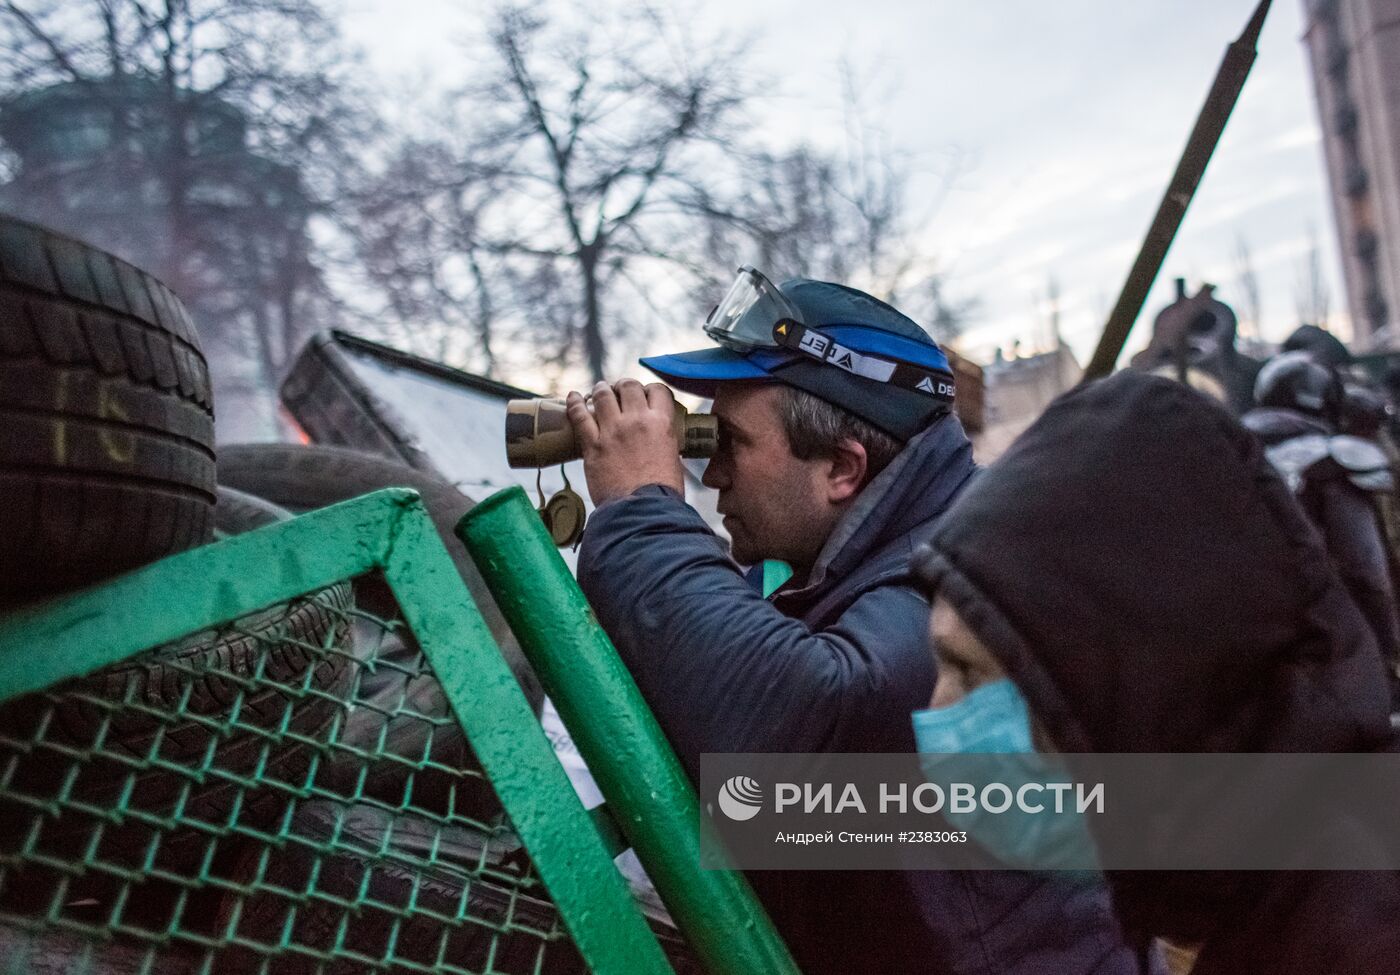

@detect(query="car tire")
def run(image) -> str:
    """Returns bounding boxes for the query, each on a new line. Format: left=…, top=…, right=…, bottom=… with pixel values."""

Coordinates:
left=0, top=488, right=355, bottom=884
left=5, top=488, right=351, bottom=767
left=216, top=442, right=541, bottom=711
left=0, top=214, right=216, bottom=604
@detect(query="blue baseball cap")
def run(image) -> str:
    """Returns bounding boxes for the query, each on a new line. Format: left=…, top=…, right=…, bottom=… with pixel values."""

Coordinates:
left=641, top=278, right=954, bottom=441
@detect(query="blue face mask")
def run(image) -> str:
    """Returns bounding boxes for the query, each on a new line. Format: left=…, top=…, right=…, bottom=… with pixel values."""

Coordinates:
left=912, top=679, right=1098, bottom=871
left=911, top=679, right=1035, bottom=755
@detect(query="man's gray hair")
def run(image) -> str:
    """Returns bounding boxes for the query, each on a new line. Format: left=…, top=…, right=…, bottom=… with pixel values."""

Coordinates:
left=776, top=386, right=904, bottom=481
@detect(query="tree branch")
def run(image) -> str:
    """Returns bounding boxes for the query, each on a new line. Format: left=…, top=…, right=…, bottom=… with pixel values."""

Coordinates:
left=2, top=0, right=93, bottom=82
left=496, top=9, right=587, bottom=249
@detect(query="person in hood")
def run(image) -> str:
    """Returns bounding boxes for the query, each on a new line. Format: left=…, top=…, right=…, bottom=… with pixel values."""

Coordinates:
left=564, top=268, right=1148, bottom=975
left=1243, top=352, right=1400, bottom=704
left=913, top=371, right=1400, bottom=974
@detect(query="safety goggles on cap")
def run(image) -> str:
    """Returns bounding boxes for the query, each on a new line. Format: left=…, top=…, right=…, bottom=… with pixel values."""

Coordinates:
left=702, top=265, right=956, bottom=404
left=704, top=266, right=803, bottom=351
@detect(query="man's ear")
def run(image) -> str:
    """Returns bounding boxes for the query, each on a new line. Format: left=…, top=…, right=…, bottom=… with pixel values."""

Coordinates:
left=825, top=439, right=868, bottom=504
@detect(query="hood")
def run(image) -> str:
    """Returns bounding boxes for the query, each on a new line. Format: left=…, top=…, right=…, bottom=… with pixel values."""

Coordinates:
left=793, top=410, right=976, bottom=596
left=919, top=373, right=1390, bottom=756
left=915, top=373, right=1394, bottom=934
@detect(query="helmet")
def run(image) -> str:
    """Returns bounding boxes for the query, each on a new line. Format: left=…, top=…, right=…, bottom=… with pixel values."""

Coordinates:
left=1254, top=350, right=1342, bottom=420
left=1281, top=324, right=1351, bottom=371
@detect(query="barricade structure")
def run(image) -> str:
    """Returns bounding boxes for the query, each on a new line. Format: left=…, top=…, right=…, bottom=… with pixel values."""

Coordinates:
left=0, top=486, right=798, bottom=974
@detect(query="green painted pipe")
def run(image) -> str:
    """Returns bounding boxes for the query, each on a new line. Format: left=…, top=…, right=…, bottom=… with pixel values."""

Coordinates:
left=457, top=487, right=800, bottom=975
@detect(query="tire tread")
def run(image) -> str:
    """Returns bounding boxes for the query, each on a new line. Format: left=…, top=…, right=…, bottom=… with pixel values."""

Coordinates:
left=0, top=215, right=216, bottom=602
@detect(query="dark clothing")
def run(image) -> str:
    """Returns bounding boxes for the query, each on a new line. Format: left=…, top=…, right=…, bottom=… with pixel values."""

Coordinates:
left=579, top=414, right=1147, bottom=975
left=905, top=871, right=1158, bottom=975
left=580, top=413, right=976, bottom=779
left=1242, top=407, right=1400, bottom=681
left=919, top=374, right=1400, bottom=974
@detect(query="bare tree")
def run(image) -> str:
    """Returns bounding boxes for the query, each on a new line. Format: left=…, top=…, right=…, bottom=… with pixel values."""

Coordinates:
left=685, top=68, right=969, bottom=343
left=1294, top=225, right=1332, bottom=329
left=1233, top=233, right=1262, bottom=339
left=1041, top=273, right=1062, bottom=352
left=922, top=275, right=977, bottom=347
left=0, top=0, right=364, bottom=435
left=356, top=4, right=749, bottom=385
left=349, top=139, right=507, bottom=373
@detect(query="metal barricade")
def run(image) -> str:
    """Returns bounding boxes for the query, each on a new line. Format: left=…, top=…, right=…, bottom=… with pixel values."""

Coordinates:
left=0, top=488, right=786, bottom=973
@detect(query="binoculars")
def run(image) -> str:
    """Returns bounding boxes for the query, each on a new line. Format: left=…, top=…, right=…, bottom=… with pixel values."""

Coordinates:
left=505, top=397, right=718, bottom=469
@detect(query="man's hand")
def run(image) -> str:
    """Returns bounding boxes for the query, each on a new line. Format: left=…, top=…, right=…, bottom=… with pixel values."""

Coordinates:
left=565, top=379, right=685, bottom=506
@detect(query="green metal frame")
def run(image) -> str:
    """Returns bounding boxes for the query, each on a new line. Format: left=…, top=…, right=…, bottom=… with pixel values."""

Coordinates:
left=0, top=489, right=671, bottom=975
left=459, top=488, right=800, bottom=975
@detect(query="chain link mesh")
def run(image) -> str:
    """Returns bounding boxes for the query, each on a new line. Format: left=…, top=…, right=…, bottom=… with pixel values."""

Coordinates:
left=0, top=575, right=690, bottom=974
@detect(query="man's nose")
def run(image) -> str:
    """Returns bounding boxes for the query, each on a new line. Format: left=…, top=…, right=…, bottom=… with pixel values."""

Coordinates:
left=701, top=455, right=727, bottom=490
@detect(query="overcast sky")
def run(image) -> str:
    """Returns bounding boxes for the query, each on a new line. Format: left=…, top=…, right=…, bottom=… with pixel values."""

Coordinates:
left=339, top=0, right=1338, bottom=369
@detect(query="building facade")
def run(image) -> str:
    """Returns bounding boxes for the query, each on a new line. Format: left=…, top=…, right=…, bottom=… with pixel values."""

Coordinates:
left=1303, top=0, right=1400, bottom=347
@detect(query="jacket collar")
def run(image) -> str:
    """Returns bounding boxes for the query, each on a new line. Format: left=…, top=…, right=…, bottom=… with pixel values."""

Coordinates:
left=784, top=412, right=976, bottom=597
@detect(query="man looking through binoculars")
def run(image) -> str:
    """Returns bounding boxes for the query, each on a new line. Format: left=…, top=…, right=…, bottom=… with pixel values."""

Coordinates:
left=564, top=269, right=1143, bottom=975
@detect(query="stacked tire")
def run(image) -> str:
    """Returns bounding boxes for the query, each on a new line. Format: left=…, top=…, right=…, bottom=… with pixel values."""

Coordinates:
left=0, top=490, right=354, bottom=877
left=218, top=442, right=546, bottom=818
left=0, top=218, right=636, bottom=971
left=0, top=215, right=216, bottom=605
left=0, top=219, right=359, bottom=934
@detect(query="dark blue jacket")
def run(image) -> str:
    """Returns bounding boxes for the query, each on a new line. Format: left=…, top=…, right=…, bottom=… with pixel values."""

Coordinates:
left=578, top=414, right=1149, bottom=975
